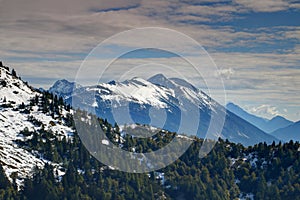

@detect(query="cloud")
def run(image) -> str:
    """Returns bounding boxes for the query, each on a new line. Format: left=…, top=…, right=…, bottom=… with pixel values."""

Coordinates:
left=0, top=0, right=298, bottom=57
left=234, top=0, right=290, bottom=12
left=247, top=104, right=281, bottom=119
left=175, top=4, right=238, bottom=20
left=216, top=68, right=235, bottom=79
left=0, top=0, right=299, bottom=121
left=284, top=29, right=300, bottom=40
left=0, top=0, right=141, bottom=17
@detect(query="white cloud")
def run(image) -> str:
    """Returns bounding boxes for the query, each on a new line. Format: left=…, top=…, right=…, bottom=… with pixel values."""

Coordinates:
left=247, top=104, right=281, bottom=119
left=234, top=0, right=290, bottom=12
left=284, top=29, right=300, bottom=40
left=216, top=68, right=235, bottom=79
left=0, top=0, right=299, bottom=121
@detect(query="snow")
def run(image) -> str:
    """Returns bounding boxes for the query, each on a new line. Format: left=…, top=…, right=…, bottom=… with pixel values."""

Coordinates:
left=0, top=70, right=73, bottom=187
left=48, top=79, right=80, bottom=96
left=77, top=75, right=214, bottom=111
left=250, top=157, right=258, bottom=167
left=98, top=78, right=174, bottom=108
left=119, top=124, right=138, bottom=131
left=0, top=68, right=35, bottom=105
left=55, top=74, right=225, bottom=140
left=101, top=139, right=109, bottom=145
left=156, top=172, right=165, bottom=185
left=239, top=193, right=254, bottom=200
left=237, top=131, right=250, bottom=139
left=92, top=101, right=98, bottom=107
left=176, top=134, right=194, bottom=141
left=50, top=73, right=278, bottom=146
left=230, top=157, right=238, bottom=166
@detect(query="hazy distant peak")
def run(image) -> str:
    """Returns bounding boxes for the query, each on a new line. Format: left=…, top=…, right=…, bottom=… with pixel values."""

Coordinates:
left=270, top=115, right=291, bottom=122
left=49, top=79, right=81, bottom=96
left=148, top=73, right=168, bottom=81
left=226, top=102, right=293, bottom=133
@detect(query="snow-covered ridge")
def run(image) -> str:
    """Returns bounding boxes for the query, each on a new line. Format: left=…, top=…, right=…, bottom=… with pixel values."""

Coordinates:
left=0, top=66, right=35, bottom=105
left=69, top=74, right=214, bottom=110
left=0, top=65, right=73, bottom=187
left=94, top=77, right=175, bottom=108
left=51, top=73, right=278, bottom=146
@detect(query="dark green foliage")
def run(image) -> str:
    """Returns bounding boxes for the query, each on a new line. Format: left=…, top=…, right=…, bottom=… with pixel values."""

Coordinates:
left=11, top=69, right=17, bottom=77
left=230, top=140, right=300, bottom=199
left=2, top=92, right=300, bottom=199
left=0, top=165, right=19, bottom=199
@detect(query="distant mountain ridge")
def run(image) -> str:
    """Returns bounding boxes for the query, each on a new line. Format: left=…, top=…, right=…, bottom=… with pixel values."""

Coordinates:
left=226, top=102, right=293, bottom=133
left=271, top=120, right=300, bottom=142
left=50, top=75, right=278, bottom=146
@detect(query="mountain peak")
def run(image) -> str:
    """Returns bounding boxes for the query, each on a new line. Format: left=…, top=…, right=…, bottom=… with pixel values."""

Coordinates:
left=148, top=73, right=170, bottom=84
left=226, top=102, right=237, bottom=107
left=272, top=120, right=300, bottom=142
left=49, top=79, right=80, bottom=96
left=149, top=73, right=168, bottom=81
left=148, top=74, right=176, bottom=89
left=268, top=115, right=293, bottom=128
left=270, top=115, right=289, bottom=121
left=57, top=79, right=71, bottom=83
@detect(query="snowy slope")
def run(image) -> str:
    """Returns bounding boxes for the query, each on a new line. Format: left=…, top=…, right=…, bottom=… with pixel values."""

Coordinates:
left=51, top=74, right=278, bottom=146
left=87, top=77, right=174, bottom=108
left=0, top=66, right=73, bottom=186
left=0, top=67, right=35, bottom=105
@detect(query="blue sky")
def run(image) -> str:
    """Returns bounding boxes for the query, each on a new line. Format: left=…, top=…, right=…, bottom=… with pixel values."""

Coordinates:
left=0, top=0, right=299, bottom=121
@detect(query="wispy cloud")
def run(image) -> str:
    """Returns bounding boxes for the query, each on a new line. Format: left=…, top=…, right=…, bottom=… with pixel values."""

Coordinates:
left=246, top=104, right=282, bottom=119
left=234, top=0, right=293, bottom=12
left=216, top=68, right=235, bottom=80
left=0, top=0, right=299, bottom=120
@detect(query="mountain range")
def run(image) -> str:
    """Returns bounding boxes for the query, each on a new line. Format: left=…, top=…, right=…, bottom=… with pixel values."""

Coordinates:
left=1, top=62, right=300, bottom=199
left=226, top=102, right=293, bottom=133
left=226, top=102, right=299, bottom=142
left=49, top=74, right=278, bottom=146
left=271, top=121, right=300, bottom=142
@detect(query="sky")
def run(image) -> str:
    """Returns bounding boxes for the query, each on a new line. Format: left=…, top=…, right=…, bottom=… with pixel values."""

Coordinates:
left=0, top=0, right=299, bottom=121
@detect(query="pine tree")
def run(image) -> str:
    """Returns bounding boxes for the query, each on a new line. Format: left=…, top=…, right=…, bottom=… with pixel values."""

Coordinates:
left=11, top=69, right=17, bottom=77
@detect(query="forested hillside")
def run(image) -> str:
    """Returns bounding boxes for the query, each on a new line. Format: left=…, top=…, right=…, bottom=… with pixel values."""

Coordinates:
left=0, top=92, right=299, bottom=200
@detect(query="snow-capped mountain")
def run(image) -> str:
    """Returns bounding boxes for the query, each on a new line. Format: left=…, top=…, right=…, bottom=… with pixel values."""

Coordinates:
left=49, top=79, right=81, bottom=98
left=50, top=74, right=278, bottom=146
left=271, top=120, right=300, bottom=142
left=226, top=102, right=293, bottom=133
left=0, top=65, right=73, bottom=186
